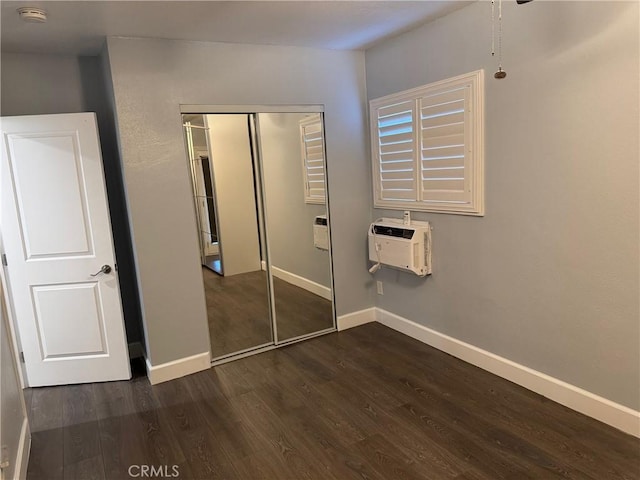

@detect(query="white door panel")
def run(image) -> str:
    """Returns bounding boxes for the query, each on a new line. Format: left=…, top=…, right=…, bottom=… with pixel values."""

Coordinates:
left=7, top=132, right=92, bottom=257
left=32, top=282, right=108, bottom=357
left=1, top=112, right=131, bottom=386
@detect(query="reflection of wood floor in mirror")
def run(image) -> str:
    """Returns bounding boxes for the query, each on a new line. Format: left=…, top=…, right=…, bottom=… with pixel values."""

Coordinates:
left=202, top=267, right=333, bottom=359
left=272, top=277, right=334, bottom=341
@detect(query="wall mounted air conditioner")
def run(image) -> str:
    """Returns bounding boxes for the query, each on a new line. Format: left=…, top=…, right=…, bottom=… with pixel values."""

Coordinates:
left=313, top=215, right=329, bottom=250
left=368, top=218, right=432, bottom=276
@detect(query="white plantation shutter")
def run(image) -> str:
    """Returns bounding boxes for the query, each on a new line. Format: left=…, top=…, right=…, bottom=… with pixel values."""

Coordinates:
left=419, top=86, right=469, bottom=203
left=374, top=100, right=417, bottom=201
left=300, top=116, right=326, bottom=204
left=371, top=70, right=484, bottom=215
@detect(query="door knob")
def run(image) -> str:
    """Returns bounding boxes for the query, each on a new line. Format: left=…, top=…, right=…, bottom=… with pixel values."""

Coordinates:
left=90, top=264, right=112, bottom=276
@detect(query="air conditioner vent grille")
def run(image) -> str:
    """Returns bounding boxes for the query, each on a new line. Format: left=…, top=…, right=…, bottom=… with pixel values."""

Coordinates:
left=372, top=225, right=414, bottom=239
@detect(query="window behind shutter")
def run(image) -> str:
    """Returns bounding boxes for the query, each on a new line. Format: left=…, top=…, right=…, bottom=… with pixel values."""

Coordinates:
left=300, top=116, right=326, bottom=204
left=373, top=100, right=417, bottom=201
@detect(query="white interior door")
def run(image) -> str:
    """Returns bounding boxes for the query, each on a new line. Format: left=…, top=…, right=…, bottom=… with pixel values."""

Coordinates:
left=0, top=112, right=131, bottom=387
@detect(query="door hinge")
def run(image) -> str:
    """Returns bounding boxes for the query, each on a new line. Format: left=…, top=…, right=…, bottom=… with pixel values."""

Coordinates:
left=19, top=351, right=25, bottom=363
left=1, top=254, right=7, bottom=266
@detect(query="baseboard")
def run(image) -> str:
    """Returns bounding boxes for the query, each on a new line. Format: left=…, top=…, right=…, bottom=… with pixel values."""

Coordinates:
left=337, top=307, right=377, bottom=331
left=15, top=416, right=30, bottom=480
left=376, top=308, right=640, bottom=438
left=128, top=341, right=144, bottom=360
left=271, top=266, right=331, bottom=301
left=145, top=351, right=211, bottom=385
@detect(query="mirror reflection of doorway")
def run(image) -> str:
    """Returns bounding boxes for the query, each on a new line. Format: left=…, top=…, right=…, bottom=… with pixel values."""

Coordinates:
left=200, top=156, right=220, bottom=272
left=183, top=115, right=222, bottom=275
left=184, top=113, right=271, bottom=358
left=182, top=109, right=335, bottom=363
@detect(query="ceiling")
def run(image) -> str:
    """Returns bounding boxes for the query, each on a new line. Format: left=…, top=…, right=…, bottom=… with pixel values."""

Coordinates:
left=0, top=1, right=473, bottom=55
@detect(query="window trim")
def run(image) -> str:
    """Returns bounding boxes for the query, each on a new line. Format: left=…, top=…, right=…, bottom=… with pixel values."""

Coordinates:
left=370, top=70, right=484, bottom=216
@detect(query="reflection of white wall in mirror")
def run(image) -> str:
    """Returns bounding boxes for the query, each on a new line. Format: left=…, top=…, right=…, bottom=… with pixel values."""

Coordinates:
left=258, top=112, right=330, bottom=290
left=206, top=114, right=261, bottom=276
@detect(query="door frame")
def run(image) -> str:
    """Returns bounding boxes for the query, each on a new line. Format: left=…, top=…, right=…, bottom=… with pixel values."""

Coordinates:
left=0, top=240, right=26, bottom=390
left=0, top=264, right=31, bottom=480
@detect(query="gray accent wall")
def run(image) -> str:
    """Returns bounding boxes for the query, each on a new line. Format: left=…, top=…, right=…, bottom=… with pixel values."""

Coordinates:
left=366, top=1, right=639, bottom=409
left=105, top=37, right=372, bottom=366
left=97, top=48, right=146, bottom=351
left=0, top=53, right=85, bottom=116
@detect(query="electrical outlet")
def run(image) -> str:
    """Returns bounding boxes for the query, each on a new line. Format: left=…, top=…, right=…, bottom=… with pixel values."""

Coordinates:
left=376, top=281, right=384, bottom=295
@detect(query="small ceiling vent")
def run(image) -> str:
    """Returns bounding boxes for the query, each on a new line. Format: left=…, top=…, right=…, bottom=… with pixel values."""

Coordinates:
left=17, top=7, right=47, bottom=23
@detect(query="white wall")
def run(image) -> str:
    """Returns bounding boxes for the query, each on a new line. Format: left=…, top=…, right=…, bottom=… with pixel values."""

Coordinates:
left=105, top=37, right=372, bottom=365
left=206, top=114, right=261, bottom=276
left=366, top=1, right=639, bottom=410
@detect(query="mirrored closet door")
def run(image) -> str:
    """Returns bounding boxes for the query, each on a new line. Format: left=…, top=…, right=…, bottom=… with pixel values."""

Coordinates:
left=257, top=113, right=333, bottom=342
left=182, top=108, right=335, bottom=362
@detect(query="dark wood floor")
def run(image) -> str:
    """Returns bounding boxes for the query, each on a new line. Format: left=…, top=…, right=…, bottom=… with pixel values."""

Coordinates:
left=203, top=268, right=332, bottom=358
left=25, top=323, right=639, bottom=480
